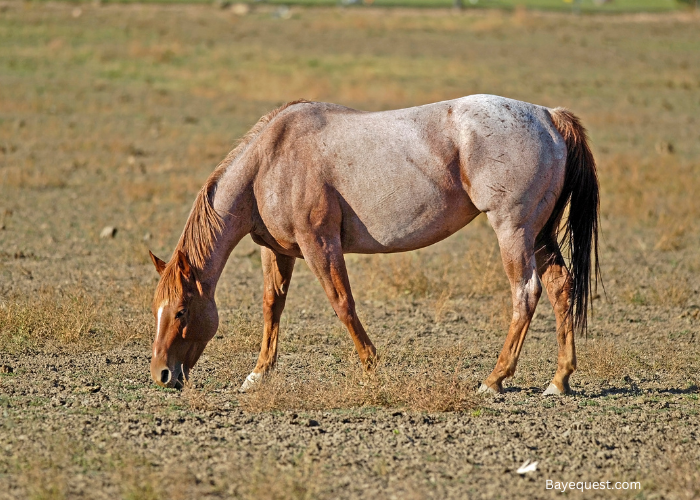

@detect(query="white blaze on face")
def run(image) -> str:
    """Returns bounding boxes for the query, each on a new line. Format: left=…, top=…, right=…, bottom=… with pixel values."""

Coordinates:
left=154, top=303, right=167, bottom=358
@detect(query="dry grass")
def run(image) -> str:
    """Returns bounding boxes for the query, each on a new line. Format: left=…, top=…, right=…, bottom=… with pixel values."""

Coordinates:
left=603, top=154, right=700, bottom=237
left=182, top=379, right=212, bottom=412
left=432, top=287, right=454, bottom=323
left=578, top=332, right=700, bottom=382
left=577, top=339, right=631, bottom=381
left=118, top=458, right=166, bottom=500
left=0, top=166, right=68, bottom=190
left=10, top=440, right=72, bottom=500
left=646, top=452, right=700, bottom=500
left=207, top=310, right=264, bottom=355
left=1, top=428, right=330, bottom=500
left=0, top=287, right=99, bottom=351
left=651, top=272, right=693, bottom=307
left=240, top=456, right=324, bottom=500
left=622, top=268, right=693, bottom=307
left=0, top=284, right=152, bottom=352
left=655, top=224, right=687, bottom=252
left=240, top=344, right=478, bottom=412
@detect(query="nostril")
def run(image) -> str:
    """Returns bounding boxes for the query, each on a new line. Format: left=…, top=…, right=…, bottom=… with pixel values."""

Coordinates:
left=160, top=368, right=171, bottom=385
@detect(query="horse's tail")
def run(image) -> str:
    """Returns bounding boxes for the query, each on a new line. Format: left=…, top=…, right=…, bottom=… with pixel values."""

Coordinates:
left=541, top=107, right=601, bottom=334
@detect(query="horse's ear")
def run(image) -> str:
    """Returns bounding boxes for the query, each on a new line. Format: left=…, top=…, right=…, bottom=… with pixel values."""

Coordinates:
left=149, top=250, right=166, bottom=276
left=176, top=250, right=191, bottom=280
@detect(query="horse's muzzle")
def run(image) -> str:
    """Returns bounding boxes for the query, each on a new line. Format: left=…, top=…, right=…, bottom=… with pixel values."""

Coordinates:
left=152, top=363, right=186, bottom=389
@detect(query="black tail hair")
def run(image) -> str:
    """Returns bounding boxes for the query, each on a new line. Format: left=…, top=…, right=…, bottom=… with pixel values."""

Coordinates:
left=541, top=108, right=601, bottom=334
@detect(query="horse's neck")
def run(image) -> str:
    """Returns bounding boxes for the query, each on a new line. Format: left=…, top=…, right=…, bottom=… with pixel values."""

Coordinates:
left=197, top=157, right=257, bottom=288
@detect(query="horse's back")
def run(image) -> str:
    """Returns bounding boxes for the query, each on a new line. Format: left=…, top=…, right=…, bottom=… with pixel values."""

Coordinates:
left=252, top=96, right=567, bottom=254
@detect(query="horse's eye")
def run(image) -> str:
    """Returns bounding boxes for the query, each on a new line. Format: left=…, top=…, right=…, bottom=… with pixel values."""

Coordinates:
left=175, top=309, right=187, bottom=320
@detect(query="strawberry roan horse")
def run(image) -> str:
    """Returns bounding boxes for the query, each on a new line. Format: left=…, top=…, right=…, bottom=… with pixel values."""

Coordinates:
left=148, top=95, right=599, bottom=396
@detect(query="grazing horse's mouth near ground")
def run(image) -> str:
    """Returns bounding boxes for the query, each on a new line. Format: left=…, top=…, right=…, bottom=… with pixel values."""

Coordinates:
left=171, top=364, right=186, bottom=389
left=148, top=95, right=600, bottom=398
left=175, top=365, right=186, bottom=389
left=152, top=361, right=187, bottom=390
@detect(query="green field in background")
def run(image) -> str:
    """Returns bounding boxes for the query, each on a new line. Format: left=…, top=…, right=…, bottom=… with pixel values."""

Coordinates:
left=46, top=0, right=692, bottom=13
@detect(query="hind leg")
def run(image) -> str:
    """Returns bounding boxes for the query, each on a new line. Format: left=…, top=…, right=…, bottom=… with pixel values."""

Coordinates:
left=480, top=222, right=542, bottom=394
left=536, top=237, right=576, bottom=395
left=240, top=247, right=295, bottom=392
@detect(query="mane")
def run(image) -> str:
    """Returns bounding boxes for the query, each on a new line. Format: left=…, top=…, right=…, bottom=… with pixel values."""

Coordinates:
left=154, top=99, right=309, bottom=305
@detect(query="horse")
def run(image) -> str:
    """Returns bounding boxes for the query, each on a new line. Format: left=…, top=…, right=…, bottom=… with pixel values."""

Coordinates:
left=148, top=94, right=599, bottom=396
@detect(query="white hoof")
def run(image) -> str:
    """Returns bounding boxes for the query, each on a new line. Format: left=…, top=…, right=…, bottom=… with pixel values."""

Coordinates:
left=239, top=372, right=262, bottom=393
left=543, top=383, right=564, bottom=396
left=478, top=383, right=498, bottom=395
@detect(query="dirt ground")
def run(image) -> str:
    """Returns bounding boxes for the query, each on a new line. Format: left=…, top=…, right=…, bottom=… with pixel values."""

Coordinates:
left=1, top=3, right=699, bottom=499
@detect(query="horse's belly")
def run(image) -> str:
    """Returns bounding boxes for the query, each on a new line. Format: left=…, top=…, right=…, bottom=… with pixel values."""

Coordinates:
left=340, top=188, right=480, bottom=254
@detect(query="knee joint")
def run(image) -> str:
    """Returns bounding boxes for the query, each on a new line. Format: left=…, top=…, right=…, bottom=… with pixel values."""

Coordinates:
left=334, top=297, right=355, bottom=324
left=515, top=276, right=542, bottom=315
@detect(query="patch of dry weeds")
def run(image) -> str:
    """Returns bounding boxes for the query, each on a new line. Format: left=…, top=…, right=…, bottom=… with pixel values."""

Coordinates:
left=0, top=284, right=152, bottom=352
left=182, top=380, right=212, bottom=412
left=241, top=344, right=478, bottom=413
left=0, top=287, right=99, bottom=351
left=578, top=339, right=631, bottom=381
left=622, top=269, right=692, bottom=307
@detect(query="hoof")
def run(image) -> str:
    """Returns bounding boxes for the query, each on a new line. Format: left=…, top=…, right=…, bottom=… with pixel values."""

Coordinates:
left=239, top=372, right=262, bottom=393
left=478, top=383, right=499, bottom=395
left=543, top=383, right=566, bottom=396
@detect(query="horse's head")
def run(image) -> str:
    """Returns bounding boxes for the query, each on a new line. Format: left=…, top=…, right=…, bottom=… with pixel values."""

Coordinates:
left=148, top=250, right=218, bottom=388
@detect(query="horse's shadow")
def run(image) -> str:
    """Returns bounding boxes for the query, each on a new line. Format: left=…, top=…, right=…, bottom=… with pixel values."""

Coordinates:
left=495, top=384, right=698, bottom=398
left=573, top=384, right=698, bottom=399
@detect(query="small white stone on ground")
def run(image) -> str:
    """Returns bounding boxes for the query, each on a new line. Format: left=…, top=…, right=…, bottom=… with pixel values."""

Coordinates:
left=516, top=460, right=538, bottom=474
left=100, top=226, right=117, bottom=238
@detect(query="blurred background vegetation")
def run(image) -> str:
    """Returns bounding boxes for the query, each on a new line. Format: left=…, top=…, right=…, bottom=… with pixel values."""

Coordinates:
left=28, top=0, right=698, bottom=12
